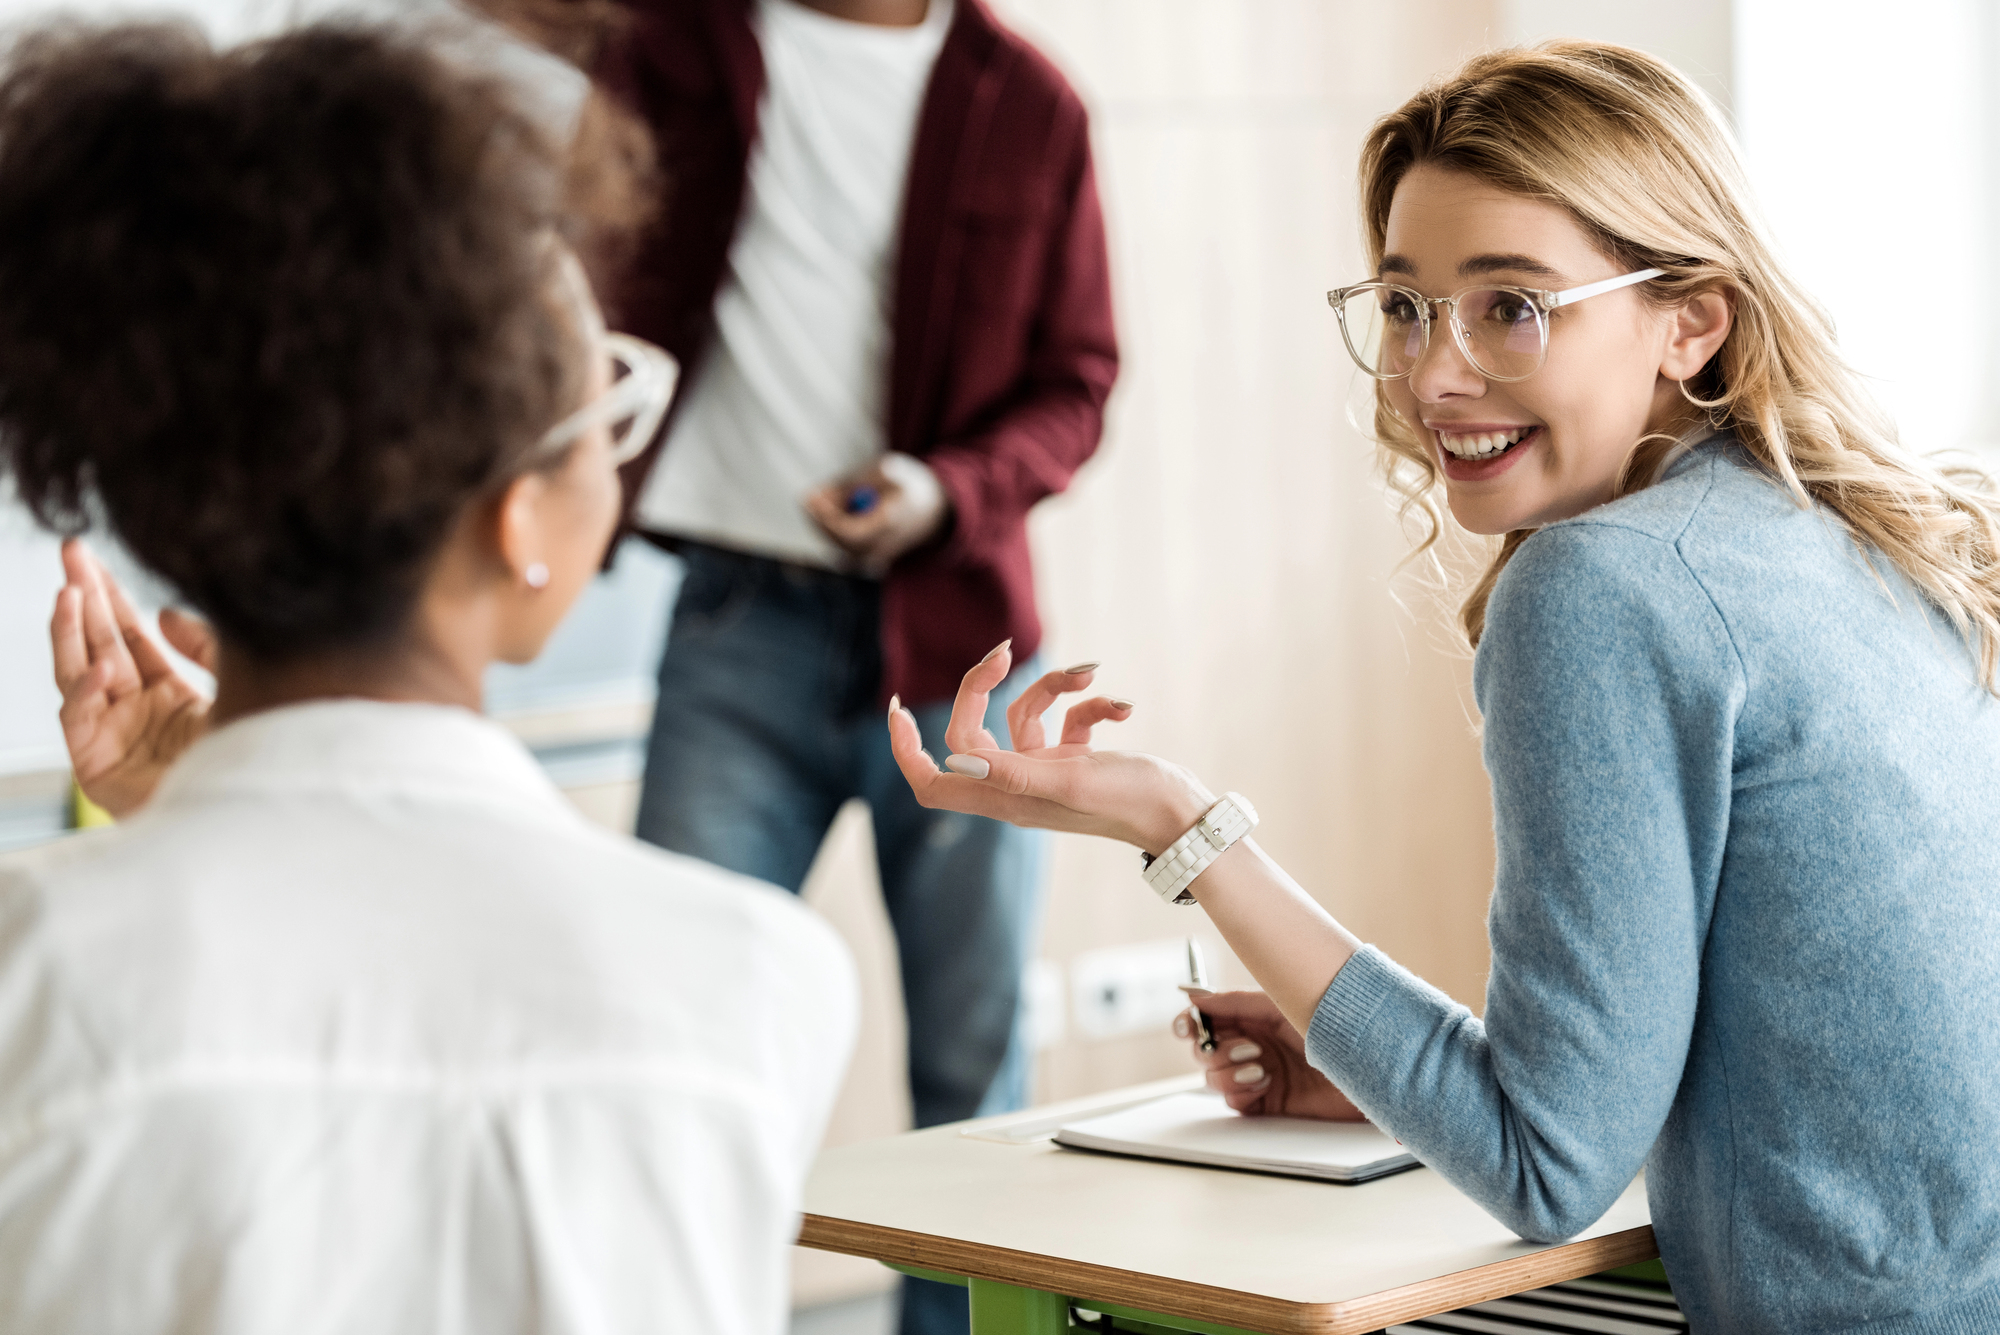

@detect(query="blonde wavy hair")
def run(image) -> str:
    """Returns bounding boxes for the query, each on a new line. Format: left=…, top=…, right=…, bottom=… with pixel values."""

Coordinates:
left=1364, top=41, right=2000, bottom=679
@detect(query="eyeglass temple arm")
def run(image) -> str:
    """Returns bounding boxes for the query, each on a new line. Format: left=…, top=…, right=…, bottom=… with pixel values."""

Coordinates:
left=538, top=335, right=677, bottom=451
left=1544, top=268, right=1665, bottom=309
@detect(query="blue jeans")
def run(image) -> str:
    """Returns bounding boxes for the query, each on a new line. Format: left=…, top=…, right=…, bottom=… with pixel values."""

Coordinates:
left=633, top=543, right=1046, bottom=1335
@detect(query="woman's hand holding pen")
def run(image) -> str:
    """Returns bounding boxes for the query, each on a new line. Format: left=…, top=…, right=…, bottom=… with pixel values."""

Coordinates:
left=51, top=539, right=213, bottom=818
left=1176, top=990, right=1368, bottom=1121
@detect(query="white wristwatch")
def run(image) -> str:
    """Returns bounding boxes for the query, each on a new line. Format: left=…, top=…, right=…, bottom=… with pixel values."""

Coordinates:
left=1141, top=793, right=1259, bottom=905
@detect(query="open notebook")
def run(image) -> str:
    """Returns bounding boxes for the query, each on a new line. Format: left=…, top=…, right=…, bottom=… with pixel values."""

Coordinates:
left=1054, top=1092, right=1419, bottom=1184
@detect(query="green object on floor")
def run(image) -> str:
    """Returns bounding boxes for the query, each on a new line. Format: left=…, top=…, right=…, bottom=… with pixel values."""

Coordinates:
left=1598, top=1258, right=1671, bottom=1283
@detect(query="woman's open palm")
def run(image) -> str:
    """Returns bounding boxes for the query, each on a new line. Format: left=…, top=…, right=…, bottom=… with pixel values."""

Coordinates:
left=887, top=641, right=1214, bottom=854
left=51, top=540, right=213, bottom=818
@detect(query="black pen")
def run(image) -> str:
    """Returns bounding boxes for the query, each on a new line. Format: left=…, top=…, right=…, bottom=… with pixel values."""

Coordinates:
left=1180, top=936, right=1217, bottom=1053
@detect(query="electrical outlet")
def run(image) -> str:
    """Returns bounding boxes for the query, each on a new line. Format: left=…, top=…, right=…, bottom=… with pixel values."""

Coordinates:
left=1069, top=938, right=1190, bottom=1041
left=1021, top=959, right=1067, bottom=1052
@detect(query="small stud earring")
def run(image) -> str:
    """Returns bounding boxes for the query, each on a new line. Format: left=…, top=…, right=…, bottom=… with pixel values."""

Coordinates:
left=524, top=561, right=550, bottom=589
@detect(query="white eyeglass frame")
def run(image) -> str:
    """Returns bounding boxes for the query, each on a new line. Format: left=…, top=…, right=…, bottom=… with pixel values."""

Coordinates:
left=535, top=332, right=678, bottom=466
left=1327, top=267, right=1665, bottom=383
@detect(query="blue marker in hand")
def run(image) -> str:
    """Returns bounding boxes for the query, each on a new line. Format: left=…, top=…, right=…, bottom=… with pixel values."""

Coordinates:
left=845, top=485, right=879, bottom=516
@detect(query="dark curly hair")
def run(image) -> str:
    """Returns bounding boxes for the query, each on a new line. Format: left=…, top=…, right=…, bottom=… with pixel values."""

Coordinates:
left=0, top=20, right=646, bottom=661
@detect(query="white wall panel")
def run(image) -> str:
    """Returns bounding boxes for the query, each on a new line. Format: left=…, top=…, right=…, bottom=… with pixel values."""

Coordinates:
left=1498, top=0, right=1733, bottom=114
left=1736, top=0, right=1997, bottom=456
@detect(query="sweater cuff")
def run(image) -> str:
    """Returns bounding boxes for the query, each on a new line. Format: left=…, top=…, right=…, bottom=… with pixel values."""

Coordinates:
left=1305, top=945, right=1404, bottom=1077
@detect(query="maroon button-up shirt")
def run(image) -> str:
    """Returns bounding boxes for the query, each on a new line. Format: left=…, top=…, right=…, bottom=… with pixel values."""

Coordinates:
left=598, top=0, right=1117, bottom=705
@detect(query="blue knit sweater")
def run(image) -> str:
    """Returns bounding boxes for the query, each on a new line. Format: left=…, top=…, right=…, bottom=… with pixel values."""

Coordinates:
left=1307, top=438, right=2000, bottom=1333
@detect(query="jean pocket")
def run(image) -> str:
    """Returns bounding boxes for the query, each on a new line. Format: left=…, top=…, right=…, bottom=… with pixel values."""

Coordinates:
left=670, top=552, right=758, bottom=641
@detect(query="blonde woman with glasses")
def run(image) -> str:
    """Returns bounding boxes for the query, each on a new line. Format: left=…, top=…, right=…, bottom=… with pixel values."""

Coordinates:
left=0, top=21, right=852, bottom=1334
left=889, top=42, right=2000, bottom=1333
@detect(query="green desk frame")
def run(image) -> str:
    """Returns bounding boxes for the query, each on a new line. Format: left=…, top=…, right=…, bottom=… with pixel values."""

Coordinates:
left=881, top=1259, right=1674, bottom=1335
left=886, top=1263, right=1265, bottom=1335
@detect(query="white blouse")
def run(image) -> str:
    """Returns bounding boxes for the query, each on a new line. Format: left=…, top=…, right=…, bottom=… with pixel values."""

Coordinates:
left=0, top=700, right=856, bottom=1335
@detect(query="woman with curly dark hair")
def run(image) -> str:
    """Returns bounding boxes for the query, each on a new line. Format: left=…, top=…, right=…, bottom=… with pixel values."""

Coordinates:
left=0, top=19, right=853, bottom=1334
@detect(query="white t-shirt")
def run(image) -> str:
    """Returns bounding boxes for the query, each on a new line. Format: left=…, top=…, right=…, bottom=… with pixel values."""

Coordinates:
left=0, top=701, right=856, bottom=1335
left=635, top=0, right=954, bottom=568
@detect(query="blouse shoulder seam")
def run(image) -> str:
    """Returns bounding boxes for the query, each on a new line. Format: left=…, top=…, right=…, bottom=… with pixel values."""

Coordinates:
left=1527, top=455, right=1748, bottom=692
left=1664, top=458, right=1752, bottom=697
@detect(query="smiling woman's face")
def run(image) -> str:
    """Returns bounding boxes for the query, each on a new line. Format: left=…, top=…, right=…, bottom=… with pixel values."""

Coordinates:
left=1380, top=163, right=1698, bottom=535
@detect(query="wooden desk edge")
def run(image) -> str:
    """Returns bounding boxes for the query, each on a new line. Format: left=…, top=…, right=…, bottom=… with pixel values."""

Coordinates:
left=798, top=1215, right=1659, bottom=1335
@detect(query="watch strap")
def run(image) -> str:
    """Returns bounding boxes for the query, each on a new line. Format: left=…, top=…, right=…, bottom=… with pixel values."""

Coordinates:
left=1141, top=792, right=1259, bottom=905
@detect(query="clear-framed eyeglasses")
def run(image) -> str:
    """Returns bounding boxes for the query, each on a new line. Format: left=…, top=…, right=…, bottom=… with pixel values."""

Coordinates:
left=534, top=332, right=679, bottom=467
left=1327, top=268, right=1663, bottom=383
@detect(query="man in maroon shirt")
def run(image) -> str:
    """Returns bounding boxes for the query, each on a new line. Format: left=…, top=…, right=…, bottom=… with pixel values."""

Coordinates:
left=596, top=3, right=1114, bottom=1330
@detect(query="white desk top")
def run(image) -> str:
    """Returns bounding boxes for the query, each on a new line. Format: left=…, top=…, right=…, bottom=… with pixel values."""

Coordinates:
left=800, top=1077, right=1654, bottom=1335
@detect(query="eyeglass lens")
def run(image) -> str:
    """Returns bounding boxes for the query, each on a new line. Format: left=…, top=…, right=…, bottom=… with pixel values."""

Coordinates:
left=1335, top=286, right=1547, bottom=380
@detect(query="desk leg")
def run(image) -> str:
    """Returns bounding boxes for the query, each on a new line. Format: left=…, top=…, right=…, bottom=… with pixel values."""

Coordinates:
left=967, top=1276, right=1069, bottom=1335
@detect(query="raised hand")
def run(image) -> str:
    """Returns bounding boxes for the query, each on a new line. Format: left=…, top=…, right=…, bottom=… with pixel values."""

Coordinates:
left=1175, top=989, right=1367, bottom=1121
left=895, top=641, right=1366, bottom=1046
left=51, top=539, right=214, bottom=818
left=886, top=640, right=1215, bottom=854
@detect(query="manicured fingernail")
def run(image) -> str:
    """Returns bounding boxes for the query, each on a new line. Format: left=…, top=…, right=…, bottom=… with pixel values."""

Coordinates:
left=1173, top=1016, right=1191, bottom=1039
left=1062, top=660, right=1100, bottom=675
left=1232, top=1063, right=1266, bottom=1085
left=944, top=755, right=990, bottom=779
left=887, top=694, right=901, bottom=724
left=1111, top=698, right=1136, bottom=710
left=981, top=639, right=1012, bottom=664
left=1228, top=1042, right=1261, bottom=1062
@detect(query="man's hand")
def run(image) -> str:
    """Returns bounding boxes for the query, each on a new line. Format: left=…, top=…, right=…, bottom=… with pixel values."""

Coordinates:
left=1176, top=989, right=1367, bottom=1121
left=804, top=452, right=948, bottom=574
left=51, top=539, right=215, bottom=819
